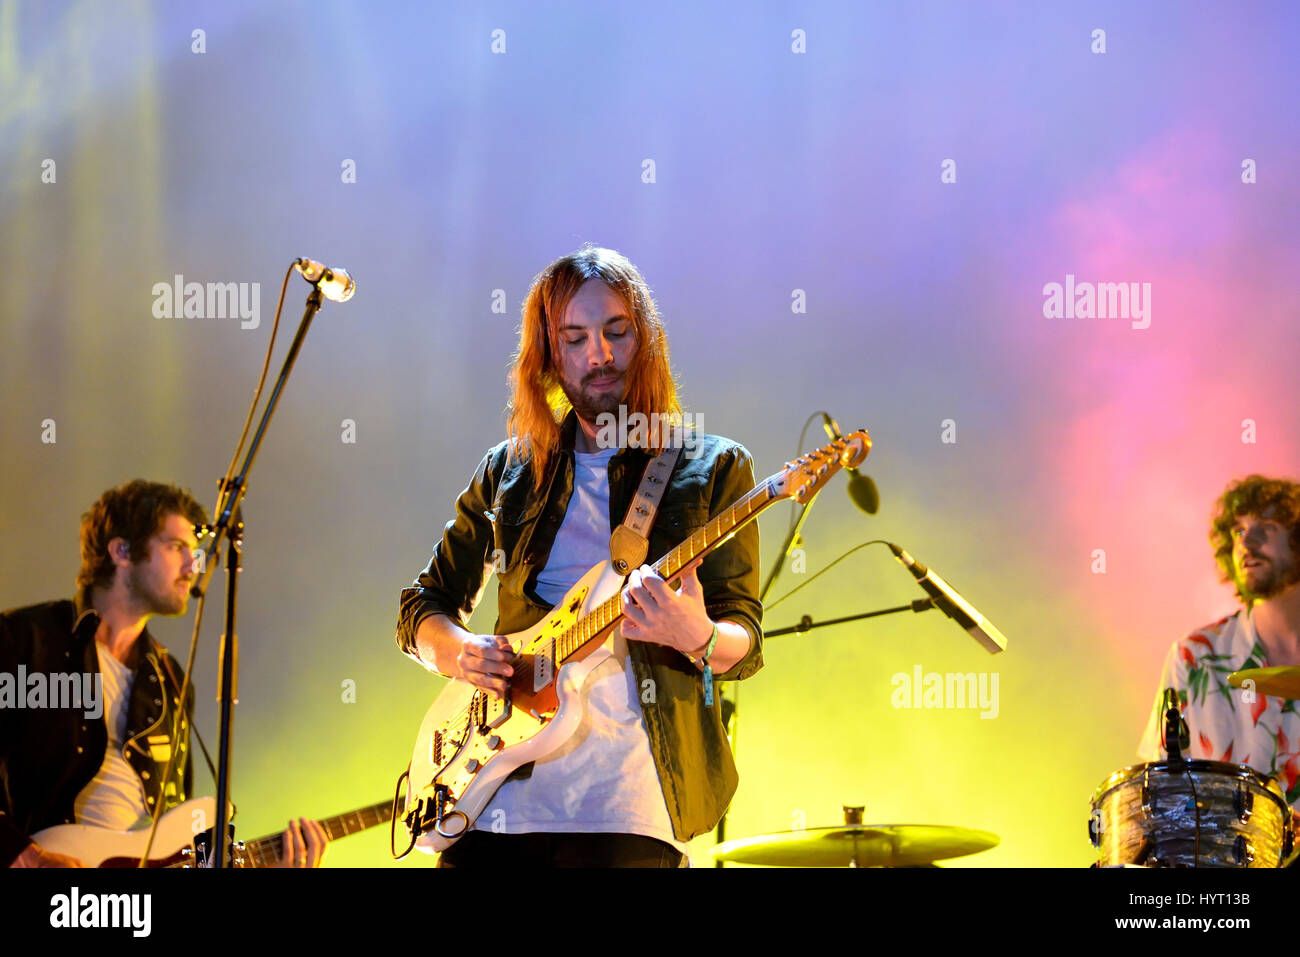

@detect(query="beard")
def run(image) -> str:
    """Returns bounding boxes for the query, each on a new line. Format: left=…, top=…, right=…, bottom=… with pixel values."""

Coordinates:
left=127, top=563, right=189, bottom=616
left=1238, top=553, right=1300, bottom=602
left=560, top=369, right=625, bottom=423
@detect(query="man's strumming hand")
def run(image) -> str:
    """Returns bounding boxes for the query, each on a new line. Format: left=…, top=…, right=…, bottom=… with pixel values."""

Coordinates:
left=457, top=634, right=515, bottom=699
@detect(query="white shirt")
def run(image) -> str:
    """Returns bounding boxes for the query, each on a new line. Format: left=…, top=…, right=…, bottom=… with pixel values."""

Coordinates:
left=475, top=447, right=687, bottom=852
left=1138, top=607, right=1300, bottom=807
left=74, top=645, right=150, bottom=830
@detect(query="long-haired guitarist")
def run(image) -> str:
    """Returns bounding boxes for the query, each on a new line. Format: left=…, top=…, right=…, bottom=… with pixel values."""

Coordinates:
left=397, top=246, right=764, bottom=867
left=1, top=479, right=327, bottom=867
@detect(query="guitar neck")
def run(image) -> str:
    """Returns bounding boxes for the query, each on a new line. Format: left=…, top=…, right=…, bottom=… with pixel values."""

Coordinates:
left=242, top=800, right=393, bottom=867
left=553, top=477, right=781, bottom=666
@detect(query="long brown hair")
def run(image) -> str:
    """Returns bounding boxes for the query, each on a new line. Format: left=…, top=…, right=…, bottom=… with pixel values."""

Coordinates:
left=507, top=245, right=681, bottom=488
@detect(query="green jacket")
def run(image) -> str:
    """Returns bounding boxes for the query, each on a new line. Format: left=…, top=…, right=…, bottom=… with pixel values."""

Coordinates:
left=396, top=410, right=763, bottom=842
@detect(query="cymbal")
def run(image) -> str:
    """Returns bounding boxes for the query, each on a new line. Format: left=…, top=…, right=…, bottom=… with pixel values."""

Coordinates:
left=712, top=824, right=999, bottom=868
left=1228, top=666, right=1300, bottom=700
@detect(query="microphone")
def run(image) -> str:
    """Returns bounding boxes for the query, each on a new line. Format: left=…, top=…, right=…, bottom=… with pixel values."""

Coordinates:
left=294, top=257, right=356, bottom=303
left=887, top=543, right=1007, bottom=654
left=821, top=412, right=879, bottom=514
left=1161, top=687, right=1188, bottom=761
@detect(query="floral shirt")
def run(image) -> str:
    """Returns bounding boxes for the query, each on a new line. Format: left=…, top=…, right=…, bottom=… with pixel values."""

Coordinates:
left=1138, top=608, right=1300, bottom=806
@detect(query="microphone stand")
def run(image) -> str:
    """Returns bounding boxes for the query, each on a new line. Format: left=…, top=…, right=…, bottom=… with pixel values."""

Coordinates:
left=763, top=599, right=938, bottom=638
left=714, top=488, right=822, bottom=865
left=190, top=287, right=325, bottom=867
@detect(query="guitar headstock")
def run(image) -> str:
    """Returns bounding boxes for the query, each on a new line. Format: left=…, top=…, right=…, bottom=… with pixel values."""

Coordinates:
left=769, top=429, right=871, bottom=504
left=191, top=824, right=250, bottom=867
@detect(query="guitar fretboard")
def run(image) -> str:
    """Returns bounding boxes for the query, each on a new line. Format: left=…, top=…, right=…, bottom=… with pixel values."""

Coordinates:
left=552, top=478, right=778, bottom=663
left=243, top=800, right=393, bottom=867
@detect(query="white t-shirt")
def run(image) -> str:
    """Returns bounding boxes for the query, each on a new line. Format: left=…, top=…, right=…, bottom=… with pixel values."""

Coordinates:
left=1138, top=607, right=1300, bottom=807
left=74, top=645, right=150, bottom=830
left=475, top=447, right=687, bottom=852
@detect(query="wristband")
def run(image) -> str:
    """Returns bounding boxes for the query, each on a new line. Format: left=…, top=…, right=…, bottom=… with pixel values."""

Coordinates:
left=699, top=623, right=719, bottom=707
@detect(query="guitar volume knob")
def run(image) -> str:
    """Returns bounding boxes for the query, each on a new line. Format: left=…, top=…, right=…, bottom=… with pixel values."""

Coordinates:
left=486, top=735, right=503, bottom=750
left=465, top=758, right=481, bottom=773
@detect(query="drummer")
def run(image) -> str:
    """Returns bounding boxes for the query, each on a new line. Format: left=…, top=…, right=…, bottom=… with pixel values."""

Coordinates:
left=1138, top=475, right=1300, bottom=808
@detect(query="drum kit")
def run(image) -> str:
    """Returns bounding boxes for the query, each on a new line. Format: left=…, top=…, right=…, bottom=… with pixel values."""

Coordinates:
left=712, top=667, right=1300, bottom=868
left=1088, top=668, right=1300, bottom=869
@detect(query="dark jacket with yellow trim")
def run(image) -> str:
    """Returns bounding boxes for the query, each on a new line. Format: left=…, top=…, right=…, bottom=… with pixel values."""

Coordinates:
left=0, top=596, right=193, bottom=865
left=396, top=410, right=764, bottom=843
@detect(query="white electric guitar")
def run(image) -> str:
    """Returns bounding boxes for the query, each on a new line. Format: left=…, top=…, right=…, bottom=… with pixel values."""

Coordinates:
left=399, top=429, right=871, bottom=854
left=31, top=796, right=397, bottom=867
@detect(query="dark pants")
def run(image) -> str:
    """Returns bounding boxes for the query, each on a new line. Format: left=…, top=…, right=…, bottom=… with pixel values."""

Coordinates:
left=435, top=831, right=685, bottom=868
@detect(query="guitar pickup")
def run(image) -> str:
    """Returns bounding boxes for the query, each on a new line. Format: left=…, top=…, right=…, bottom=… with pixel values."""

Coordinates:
left=485, top=694, right=511, bottom=729
left=533, top=640, right=554, bottom=692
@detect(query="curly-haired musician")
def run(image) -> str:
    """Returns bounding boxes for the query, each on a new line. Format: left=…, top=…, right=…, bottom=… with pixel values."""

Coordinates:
left=1139, top=475, right=1300, bottom=805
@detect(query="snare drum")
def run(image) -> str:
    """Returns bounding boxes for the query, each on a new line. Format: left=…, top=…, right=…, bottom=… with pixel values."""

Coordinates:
left=1089, top=760, right=1293, bottom=868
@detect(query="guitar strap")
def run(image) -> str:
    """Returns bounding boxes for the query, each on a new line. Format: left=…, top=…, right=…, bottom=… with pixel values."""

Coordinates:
left=609, top=443, right=683, bottom=575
